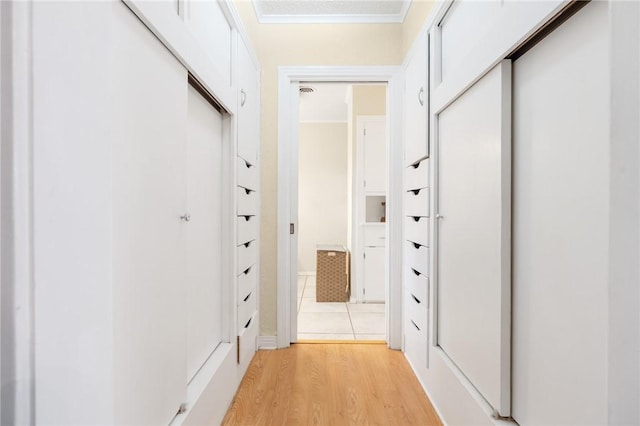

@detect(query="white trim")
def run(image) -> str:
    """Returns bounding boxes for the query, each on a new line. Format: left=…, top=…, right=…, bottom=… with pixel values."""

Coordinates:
left=257, top=336, right=277, bottom=350
left=277, top=66, right=403, bottom=350
left=252, top=0, right=411, bottom=24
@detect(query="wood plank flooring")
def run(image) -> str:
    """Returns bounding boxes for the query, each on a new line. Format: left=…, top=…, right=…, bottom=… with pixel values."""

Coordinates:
left=222, top=343, right=442, bottom=426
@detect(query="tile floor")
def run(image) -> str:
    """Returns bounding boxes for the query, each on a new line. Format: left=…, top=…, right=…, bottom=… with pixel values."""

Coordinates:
left=297, top=274, right=386, bottom=341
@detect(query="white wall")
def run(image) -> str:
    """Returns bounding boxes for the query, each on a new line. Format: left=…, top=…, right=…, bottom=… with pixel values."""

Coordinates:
left=298, top=122, right=348, bottom=273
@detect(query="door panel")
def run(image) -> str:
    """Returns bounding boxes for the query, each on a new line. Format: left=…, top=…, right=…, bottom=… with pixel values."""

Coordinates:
left=111, top=3, right=187, bottom=423
left=186, top=84, right=224, bottom=382
left=437, top=61, right=511, bottom=416
left=512, top=2, right=609, bottom=424
left=364, top=246, right=385, bottom=302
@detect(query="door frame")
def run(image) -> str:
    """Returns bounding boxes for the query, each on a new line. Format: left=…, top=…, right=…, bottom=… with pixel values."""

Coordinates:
left=277, top=66, right=403, bottom=349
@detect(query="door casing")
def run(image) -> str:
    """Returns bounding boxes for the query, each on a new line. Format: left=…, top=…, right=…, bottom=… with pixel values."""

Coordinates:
left=276, top=66, right=403, bottom=349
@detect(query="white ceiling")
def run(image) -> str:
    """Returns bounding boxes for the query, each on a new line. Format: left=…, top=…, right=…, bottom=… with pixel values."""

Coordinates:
left=252, top=0, right=411, bottom=24
left=298, top=83, right=350, bottom=123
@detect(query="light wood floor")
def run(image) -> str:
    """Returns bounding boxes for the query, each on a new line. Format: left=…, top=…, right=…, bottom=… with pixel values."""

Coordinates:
left=222, top=343, right=442, bottom=426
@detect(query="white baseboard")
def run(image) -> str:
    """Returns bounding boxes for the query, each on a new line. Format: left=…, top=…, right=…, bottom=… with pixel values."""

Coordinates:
left=298, top=271, right=316, bottom=276
left=258, top=336, right=277, bottom=350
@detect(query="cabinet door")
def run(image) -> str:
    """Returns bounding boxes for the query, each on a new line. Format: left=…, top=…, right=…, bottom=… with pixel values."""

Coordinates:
left=404, top=34, right=429, bottom=166
left=362, top=118, right=387, bottom=193
left=111, top=3, right=187, bottom=423
left=437, top=61, right=511, bottom=417
left=512, top=2, right=608, bottom=424
left=237, top=38, right=259, bottom=164
left=364, top=247, right=385, bottom=302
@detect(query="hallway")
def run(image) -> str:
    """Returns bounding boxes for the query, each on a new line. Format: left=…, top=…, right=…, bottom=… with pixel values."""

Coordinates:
left=222, top=343, right=441, bottom=425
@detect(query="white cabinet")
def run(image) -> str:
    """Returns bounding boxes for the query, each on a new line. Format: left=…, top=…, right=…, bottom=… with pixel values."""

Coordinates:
left=404, top=33, right=429, bottom=166
left=237, top=37, right=260, bottom=165
left=235, top=36, right=260, bottom=377
left=362, top=226, right=385, bottom=302
left=402, top=155, right=430, bottom=382
left=357, top=116, right=387, bottom=303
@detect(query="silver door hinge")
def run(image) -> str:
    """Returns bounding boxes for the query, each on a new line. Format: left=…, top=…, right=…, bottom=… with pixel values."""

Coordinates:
left=363, top=252, right=366, bottom=259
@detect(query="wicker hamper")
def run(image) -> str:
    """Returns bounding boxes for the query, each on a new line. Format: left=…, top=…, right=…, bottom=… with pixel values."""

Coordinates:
left=316, top=245, right=350, bottom=302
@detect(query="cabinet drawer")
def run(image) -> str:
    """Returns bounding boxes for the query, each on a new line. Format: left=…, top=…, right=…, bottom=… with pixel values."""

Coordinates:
left=405, top=187, right=429, bottom=217
left=405, top=159, right=429, bottom=191
left=237, top=239, right=257, bottom=276
left=406, top=289, right=428, bottom=331
left=405, top=267, right=429, bottom=307
left=406, top=241, right=429, bottom=276
left=238, top=312, right=258, bottom=370
left=237, top=186, right=258, bottom=216
left=404, top=310, right=427, bottom=370
left=237, top=214, right=258, bottom=246
left=237, top=156, right=259, bottom=191
left=238, top=288, right=257, bottom=330
left=363, top=226, right=386, bottom=247
left=237, top=264, right=257, bottom=300
left=405, top=216, right=429, bottom=247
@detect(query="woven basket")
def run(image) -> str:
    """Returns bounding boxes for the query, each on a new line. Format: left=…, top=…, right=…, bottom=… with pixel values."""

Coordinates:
left=316, top=246, right=350, bottom=302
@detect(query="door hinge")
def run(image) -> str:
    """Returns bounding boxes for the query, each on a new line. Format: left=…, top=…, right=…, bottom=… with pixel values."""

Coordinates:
left=364, top=128, right=367, bottom=136
left=363, top=252, right=366, bottom=259
left=290, top=223, right=295, bottom=235
left=363, top=180, right=366, bottom=188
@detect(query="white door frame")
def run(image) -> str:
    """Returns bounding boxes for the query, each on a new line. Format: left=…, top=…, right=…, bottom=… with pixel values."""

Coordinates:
left=277, top=66, right=403, bottom=349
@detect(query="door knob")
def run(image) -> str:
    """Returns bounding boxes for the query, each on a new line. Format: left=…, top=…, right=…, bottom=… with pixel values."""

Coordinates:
left=436, top=214, right=443, bottom=220
left=180, top=213, right=191, bottom=222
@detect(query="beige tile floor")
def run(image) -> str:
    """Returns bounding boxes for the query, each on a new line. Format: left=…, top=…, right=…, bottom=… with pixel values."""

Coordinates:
left=296, top=274, right=386, bottom=341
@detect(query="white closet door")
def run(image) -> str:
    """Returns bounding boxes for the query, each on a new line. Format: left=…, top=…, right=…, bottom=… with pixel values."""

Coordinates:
left=186, top=85, right=224, bottom=382
left=436, top=61, right=511, bottom=416
left=111, top=3, right=187, bottom=423
left=512, top=2, right=608, bottom=424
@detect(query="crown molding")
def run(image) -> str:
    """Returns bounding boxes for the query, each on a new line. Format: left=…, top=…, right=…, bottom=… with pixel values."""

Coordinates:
left=252, top=0, right=411, bottom=24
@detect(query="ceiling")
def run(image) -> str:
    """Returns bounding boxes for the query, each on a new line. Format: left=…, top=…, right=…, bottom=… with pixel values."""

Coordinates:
left=252, top=0, right=411, bottom=24
left=298, top=83, right=350, bottom=122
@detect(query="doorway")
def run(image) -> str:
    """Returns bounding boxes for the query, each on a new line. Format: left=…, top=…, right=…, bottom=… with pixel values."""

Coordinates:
left=296, top=83, right=387, bottom=341
left=276, top=66, right=403, bottom=349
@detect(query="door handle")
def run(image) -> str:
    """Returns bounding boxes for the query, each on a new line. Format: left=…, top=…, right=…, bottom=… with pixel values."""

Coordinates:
left=418, top=87, right=425, bottom=106
left=240, top=89, right=247, bottom=107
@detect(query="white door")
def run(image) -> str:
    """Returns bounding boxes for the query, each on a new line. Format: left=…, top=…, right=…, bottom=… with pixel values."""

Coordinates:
left=512, top=2, right=608, bottom=424
left=110, top=3, right=187, bottom=423
left=186, top=85, right=224, bottom=382
left=436, top=61, right=511, bottom=416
